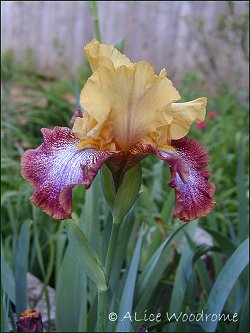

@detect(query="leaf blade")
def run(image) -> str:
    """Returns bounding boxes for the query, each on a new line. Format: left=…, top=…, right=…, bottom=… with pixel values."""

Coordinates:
left=202, top=238, right=249, bottom=332
left=65, top=221, right=107, bottom=291
left=56, top=246, right=87, bottom=332
left=15, top=220, right=30, bottom=315
left=116, top=228, right=144, bottom=332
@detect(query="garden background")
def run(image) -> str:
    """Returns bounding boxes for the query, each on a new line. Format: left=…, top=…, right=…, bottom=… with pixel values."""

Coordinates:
left=1, top=1, right=249, bottom=332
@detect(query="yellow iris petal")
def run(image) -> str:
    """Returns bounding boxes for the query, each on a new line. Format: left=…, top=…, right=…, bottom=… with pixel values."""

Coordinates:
left=169, top=97, right=207, bottom=140
left=84, top=39, right=132, bottom=72
left=159, top=68, right=167, bottom=78
left=72, top=113, right=97, bottom=140
left=76, top=61, right=180, bottom=150
left=73, top=41, right=208, bottom=151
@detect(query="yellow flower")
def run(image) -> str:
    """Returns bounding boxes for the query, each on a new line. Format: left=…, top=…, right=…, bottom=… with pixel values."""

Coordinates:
left=73, top=39, right=207, bottom=152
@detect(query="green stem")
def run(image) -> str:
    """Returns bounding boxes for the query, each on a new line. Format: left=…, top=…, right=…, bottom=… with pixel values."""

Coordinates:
left=105, top=221, right=121, bottom=283
left=97, top=289, right=107, bottom=332
left=97, top=221, right=120, bottom=332
left=93, top=17, right=101, bottom=42
left=88, top=1, right=102, bottom=41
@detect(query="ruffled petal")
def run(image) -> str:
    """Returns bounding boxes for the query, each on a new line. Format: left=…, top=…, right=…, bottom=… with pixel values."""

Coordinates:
left=78, top=61, right=180, bottom=150
left=84, top=39, right=132, bottom=72
left=21, top=127, right=115, bottom=219
left=146, top=138, right=215, bottom=221
left=169, top=98, right=207, bottom=140
left=80, top=40, right=207, bottom=150
left=157, top=98, right=207, bottom=144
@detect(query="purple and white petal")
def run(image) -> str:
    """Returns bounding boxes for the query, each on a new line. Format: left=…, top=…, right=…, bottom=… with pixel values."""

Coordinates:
left=21, top=127, right=114, bottom=220
left=146, top=138, right=216, bottom=222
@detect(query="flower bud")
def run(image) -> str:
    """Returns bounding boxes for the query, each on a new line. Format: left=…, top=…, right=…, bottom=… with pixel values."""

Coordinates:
left=101, top=164, right=142, bottom=223
left=112, top=164, right=142, bottom=223
left=101, top=164, right=116, bottom=212
left=138, top=325, right=148, bottom=332
left=16, top=310, right=43, bottom=332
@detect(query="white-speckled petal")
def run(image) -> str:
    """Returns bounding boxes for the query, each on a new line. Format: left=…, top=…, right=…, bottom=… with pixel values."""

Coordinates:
left=21, top=127, right=115, bottom=219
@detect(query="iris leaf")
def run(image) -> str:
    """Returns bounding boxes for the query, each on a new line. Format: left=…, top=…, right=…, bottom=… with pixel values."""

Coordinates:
left=116, top=227, right=144, bottom=332
left=15, top=220, right=30, bottom=315
left=237, top=137, right=248, bottom=242
left=56, top=246, right=87, bottom=332
left=1, top=249, right=15, bottom=304
left=65, top=221, right=107, bottom=291
left=202, top=238, right=249, bottom=332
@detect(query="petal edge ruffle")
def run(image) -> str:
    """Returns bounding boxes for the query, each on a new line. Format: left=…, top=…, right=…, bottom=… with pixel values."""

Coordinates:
left=21, top=127, right=115, bottom=219
left=146, top=137, right=215, bottom=222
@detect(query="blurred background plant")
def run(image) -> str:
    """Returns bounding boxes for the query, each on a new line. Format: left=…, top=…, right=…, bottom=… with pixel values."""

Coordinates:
left=1, top=1, right=249, bottom=332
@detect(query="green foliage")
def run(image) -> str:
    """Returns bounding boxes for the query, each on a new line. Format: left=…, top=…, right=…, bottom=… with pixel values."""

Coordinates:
left=201, top=238, right=249, bottom=332
left=15, top=221, right=30, bottom=315
left=65, top=221, right=107, bottom=291
left=56, top=246, right=87, bottom=332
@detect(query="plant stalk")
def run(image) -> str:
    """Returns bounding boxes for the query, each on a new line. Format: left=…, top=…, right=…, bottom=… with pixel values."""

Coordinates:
left=97, top=289, right=107, bottom=332
left=97, top=221, right=120, bottom=332
left=88, top=1, right=102, bottom=42
left=105, top=220, right=121, bottom=283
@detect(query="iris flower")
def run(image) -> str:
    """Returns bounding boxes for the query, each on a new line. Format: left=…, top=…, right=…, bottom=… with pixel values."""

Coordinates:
left=21, top=39, right=215, bottom=221
left=16, top=310, right=43, bottom=332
